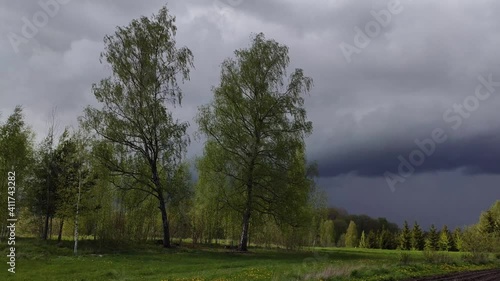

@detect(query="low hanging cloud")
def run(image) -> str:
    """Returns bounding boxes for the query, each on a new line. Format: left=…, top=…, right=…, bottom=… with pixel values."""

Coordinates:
left=315, top=74, right=500, bottom=181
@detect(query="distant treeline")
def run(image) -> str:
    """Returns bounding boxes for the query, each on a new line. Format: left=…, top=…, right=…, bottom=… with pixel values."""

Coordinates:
left=319, top=202, right=500, bottom=254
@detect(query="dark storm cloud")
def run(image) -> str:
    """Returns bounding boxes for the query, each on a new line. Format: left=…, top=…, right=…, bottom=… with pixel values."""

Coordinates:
left=321, top=172, right=500, bottom=229
left=317, top=128, right=500, bottom=177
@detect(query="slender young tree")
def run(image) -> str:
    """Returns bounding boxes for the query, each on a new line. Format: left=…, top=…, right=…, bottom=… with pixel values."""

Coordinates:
left=345, top=220, right=358, bottom=248
left=197, top=33, right=314, bottom=251
left=28, top=109, right=59, bottom=240
left=320, top=219, right=335, bottom=247
left=82, top=5, right=194, bottom=248
left=53, top=129, right=95, bottom=254
left=452, top=227, right=462, bottom=251
left=359, top=230, right=367, bottom=248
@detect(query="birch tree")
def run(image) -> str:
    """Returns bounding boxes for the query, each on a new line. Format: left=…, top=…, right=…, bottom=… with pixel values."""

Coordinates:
left=197, top=33, right=314, bottom=251
left=0, top=106, right=34, bottom=240
left=82, top=5, right=193, bottom=248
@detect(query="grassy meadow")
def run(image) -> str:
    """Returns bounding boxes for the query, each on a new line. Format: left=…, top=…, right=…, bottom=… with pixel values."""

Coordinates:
left=1, top=238, right=499, bottom=281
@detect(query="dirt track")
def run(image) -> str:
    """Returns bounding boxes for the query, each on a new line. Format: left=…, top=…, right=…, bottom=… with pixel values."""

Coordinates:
left=404, top=269, right=500, bottom=281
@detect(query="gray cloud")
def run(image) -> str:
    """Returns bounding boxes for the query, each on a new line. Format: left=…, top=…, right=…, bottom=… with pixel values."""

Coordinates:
left=2, top=0, right=499, bottom=228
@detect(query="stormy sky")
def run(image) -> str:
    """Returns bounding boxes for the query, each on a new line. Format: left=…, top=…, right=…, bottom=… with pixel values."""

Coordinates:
left=2, top=0, right=499, bottom=229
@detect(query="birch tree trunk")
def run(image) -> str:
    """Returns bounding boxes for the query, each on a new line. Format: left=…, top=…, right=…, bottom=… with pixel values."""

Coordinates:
left=74, top=157, right=82, bottom=255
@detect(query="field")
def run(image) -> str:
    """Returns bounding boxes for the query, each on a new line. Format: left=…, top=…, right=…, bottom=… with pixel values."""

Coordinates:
left=1, top=238, right=499, bottom=281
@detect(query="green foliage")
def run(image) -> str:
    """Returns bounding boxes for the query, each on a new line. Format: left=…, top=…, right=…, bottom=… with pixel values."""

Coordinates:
left=326, top=209, right=399, bottom=241
left=307, top=190, right=328, bottom=246
left=333, top=219, right=349, bottom=242
left=411, top=221, right=425, bottom=251
left=461, top=252, right=491, bottom=265
left=461, top=226, right=496, bottom=254
left=398, top=251, right=412, bottom=265
left=423, top=249, right=454, bottom=264
left=336, top=233, right=346, bottom=247
left=477, top=201, right=500, bottom=237
left=452, top=227, right=463, bottom=251
left=378, top=227, right=396, bottom=250
left=367, top=230, right=377, bottom=249
left=399, top=220, right=411, bottom=250
left=425, top=224, right=439, bottom=251
left=29, top=140, right=58, bottom=238
left=439, top=225, right=452, bottom=251
left=5, top=238, right=498, bottom=281
left=478, top=210, right=496, bottom=234
left=24, top=110, right=59, bottom=240
left=5, top=7, right=500, bottom=278
left=320, top=219, right=335, bottom=247
left=461, top=201, right=500, bottom=255
left=0, top=106, right=34, bottom=238
left=81, top=5, right=194, bottom=248
left=359, top=230, right=367, bottom=248
left=196, top=32, right=314, bottom=251
left=345, top=220, right=358, bottom=248
left=53, top=130, right=97, bottom=219
left=0, top=106, right=34, bottom=172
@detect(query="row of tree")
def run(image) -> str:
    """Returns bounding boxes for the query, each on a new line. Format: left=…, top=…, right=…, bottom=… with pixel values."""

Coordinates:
left=399, top=201, right=500, bottom=254
left=316, top=200, right=499, bottom=254
left=0, top=5, right=321, bottom=252
left=1, top=5, right=498, bottom=256
left=317, top=208, right=400, bottom=249
left=398, top=222, right=461, bottom=251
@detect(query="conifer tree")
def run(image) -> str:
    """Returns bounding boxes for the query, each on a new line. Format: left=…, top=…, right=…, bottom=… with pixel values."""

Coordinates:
left=399, top=220, right=411, bottom=250
left=478, top=210, right=496, bottom=234
left=452, top=227, right=463, bottom=251
left=367, top=230, right=377, bottom=249
left=378, top=227, right=394, bottom=249
left=425, top=224, right=439, bottom=251
left=411, top=221, right=425, bottom=250
left=439, top=225, right=452, bottom=251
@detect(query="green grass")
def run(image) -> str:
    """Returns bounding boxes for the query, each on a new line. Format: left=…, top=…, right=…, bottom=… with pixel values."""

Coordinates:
left=1, top=238, right=498, bottom=281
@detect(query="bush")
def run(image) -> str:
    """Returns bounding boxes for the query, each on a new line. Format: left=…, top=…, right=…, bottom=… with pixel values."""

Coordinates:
left=398, top=252, right=412, bottom=265
left=350, top=269, right=360, bottom=278
left=423, top=250, right=453, bottom=264
left=460, top=226, right=494, bottom=253
left=461, top=252, right=491, bottom=265
left=459, top=226, right=496, bottom=265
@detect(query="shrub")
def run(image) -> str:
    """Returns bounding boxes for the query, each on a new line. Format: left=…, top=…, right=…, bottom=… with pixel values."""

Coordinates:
left=398, top=252, right=412, bottom=265
left=423, top=250, right=453, bottom=264
left=460, top=226, right=493, bottom=253
left=461, top=252, right=491, bottom=265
